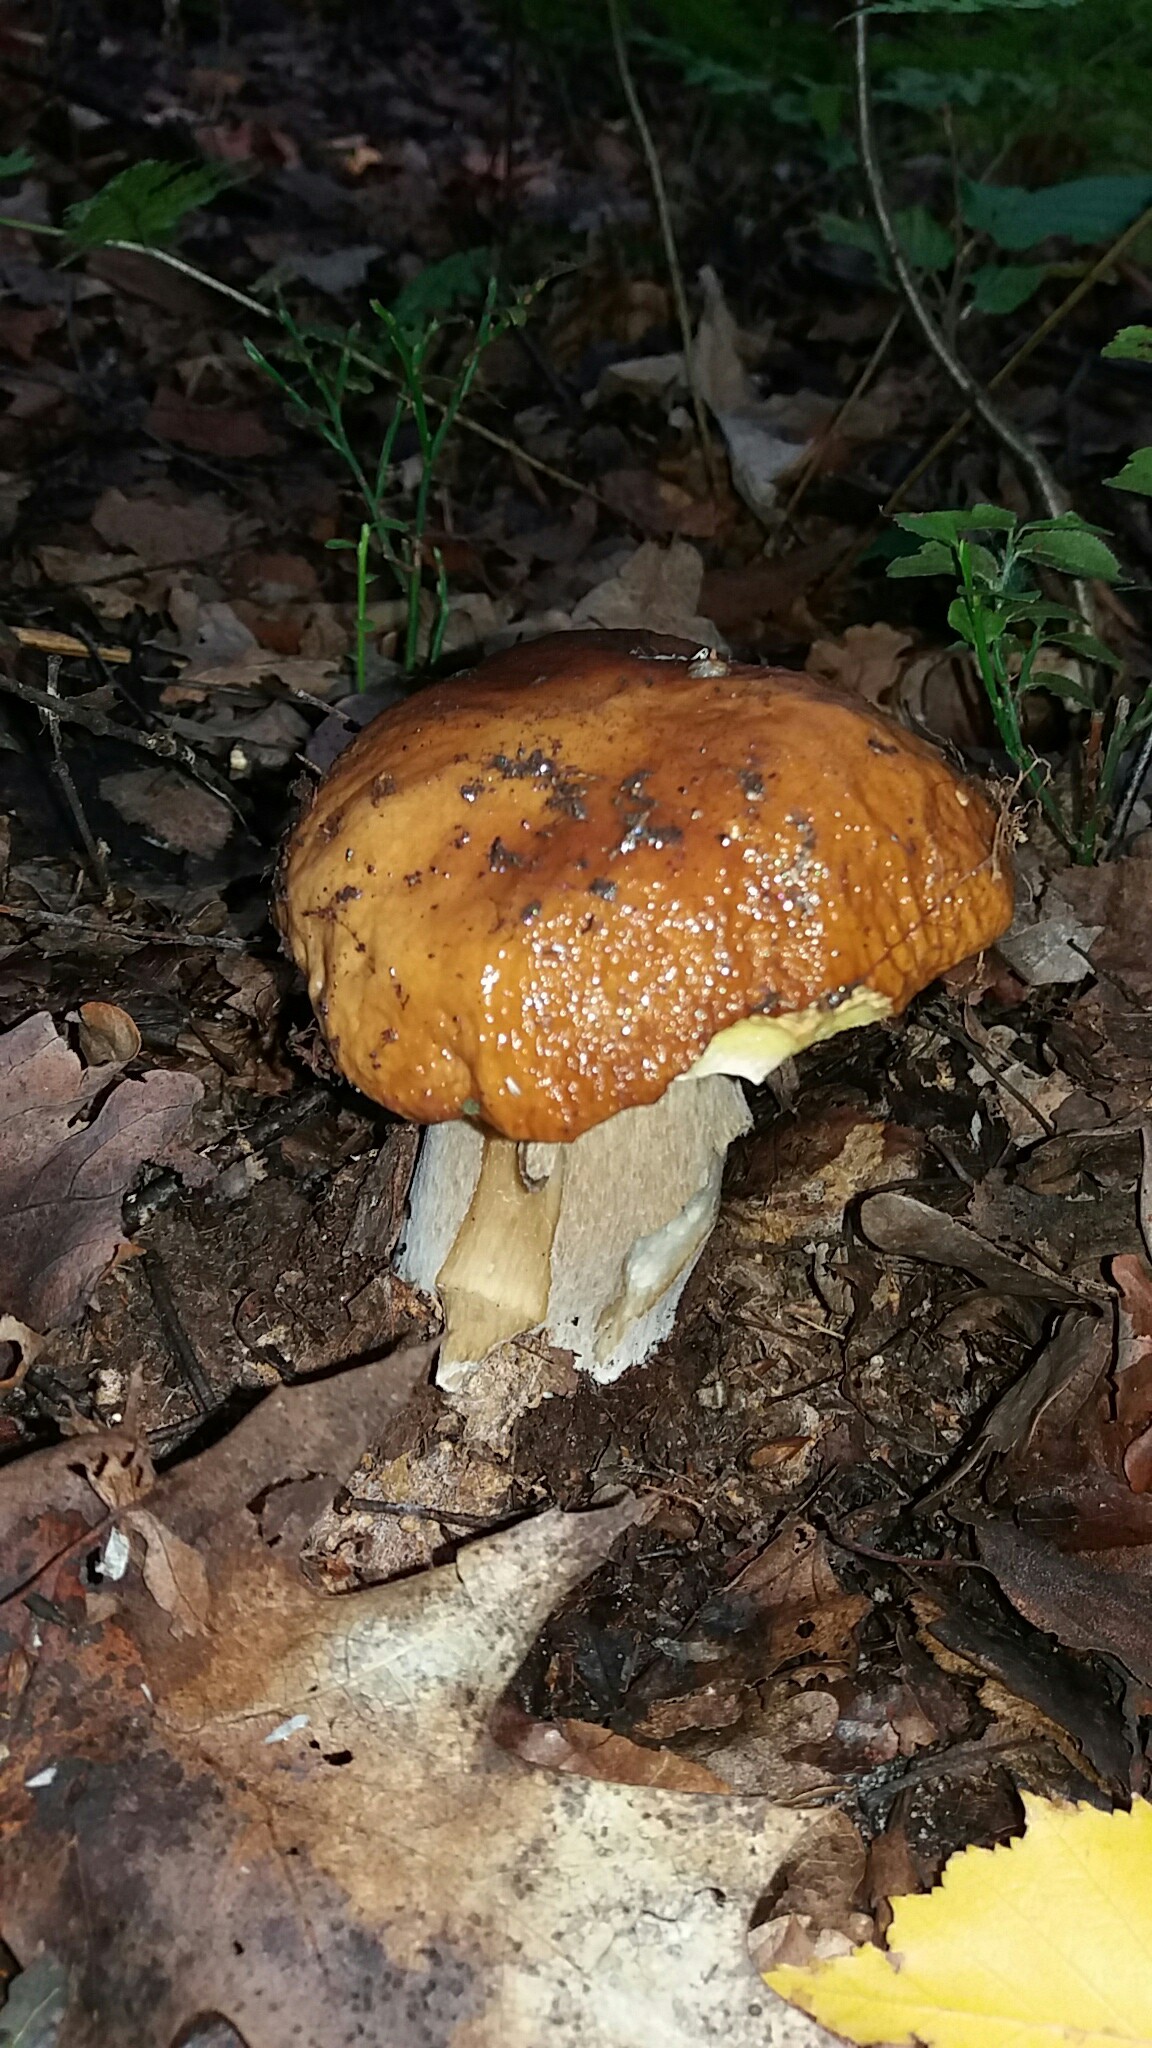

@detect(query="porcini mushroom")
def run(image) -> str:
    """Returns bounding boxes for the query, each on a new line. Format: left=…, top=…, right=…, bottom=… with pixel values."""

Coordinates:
left=278, top=630, right=1012, bottom=1389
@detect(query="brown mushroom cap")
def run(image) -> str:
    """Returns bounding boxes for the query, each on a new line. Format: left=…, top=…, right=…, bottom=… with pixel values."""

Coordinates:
left=279, top=631, right=1013, bottom=1143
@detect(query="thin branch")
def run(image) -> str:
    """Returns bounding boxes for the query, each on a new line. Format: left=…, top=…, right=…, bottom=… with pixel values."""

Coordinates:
left=0, top=670, right=251, bottom=828
left=0, top=213, right=612, bottom=512
left=776, top=307, right=902, bottom=535
left=606, top=0, right=718, bottom=494
left=853, top=1, right=1067, bottom=525
left=41, top=652, right=112, bottom=899
left=884, top=198, right=1152, bottom=521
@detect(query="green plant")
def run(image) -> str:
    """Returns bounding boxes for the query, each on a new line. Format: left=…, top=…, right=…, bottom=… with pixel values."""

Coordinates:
left=886, top=504, right=1149, bottom=862
left=0, top=155, right=540, bottom=685
left=1104, top=324, right=1152, bottom=495
left=246, top=272, right=533, bottom=676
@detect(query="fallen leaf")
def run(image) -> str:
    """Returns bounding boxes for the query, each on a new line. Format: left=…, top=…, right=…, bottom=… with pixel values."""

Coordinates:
left=91, top=486, right=234, bottom=567
left=858, top=1192, right=1083, bottom=1303
left=497, top=1704, right=732, bottom=1791
left=0, top=1011, right=202, bottom=1331
left=769, top=1794, right=1152, bottom=2048
left=975, top=1518, right=1152, bottom=1688
left=570, top=538, right=719, bottom=645
left=179, top=647, right=342, bottom=695
left=147, top=385, right=277, bottom=458
left=807, top=623, right=914, bottom=708
left=99, top=767, right=235, bottom=856
left=1058, top=849, right=1152, bottom=1002
left=596, top=352, right=686, bottom=404
left=0, top=1359, right=832, bottom=2048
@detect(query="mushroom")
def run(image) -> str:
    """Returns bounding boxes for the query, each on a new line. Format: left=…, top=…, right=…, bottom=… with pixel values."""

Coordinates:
left=278, top=630, right=1012, bottom=1390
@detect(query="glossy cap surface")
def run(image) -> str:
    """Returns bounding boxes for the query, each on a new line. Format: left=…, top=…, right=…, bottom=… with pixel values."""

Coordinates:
left=279, top=631, right=1013, bottom=1142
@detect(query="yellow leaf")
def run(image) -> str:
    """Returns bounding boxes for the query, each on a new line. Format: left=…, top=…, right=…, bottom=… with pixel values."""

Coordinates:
left=768, top=1794, right=1152, bottom=2047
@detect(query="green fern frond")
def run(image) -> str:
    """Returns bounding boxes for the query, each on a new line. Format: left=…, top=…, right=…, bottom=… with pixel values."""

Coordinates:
left=64, top=159, right=235, bottom=250
left=0, top=148, right=36, bottom=182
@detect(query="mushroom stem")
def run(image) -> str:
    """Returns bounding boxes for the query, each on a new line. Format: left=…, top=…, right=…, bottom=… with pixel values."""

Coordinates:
left=398, top=1075, right=752, bottom=1390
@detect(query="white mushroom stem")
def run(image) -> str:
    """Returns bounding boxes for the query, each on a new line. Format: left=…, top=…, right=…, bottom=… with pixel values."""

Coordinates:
left=397, top=1074, right=752, bottom=1390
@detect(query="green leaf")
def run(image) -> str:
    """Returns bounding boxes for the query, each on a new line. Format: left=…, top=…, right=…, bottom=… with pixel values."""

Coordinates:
left=1015, top=527, right=1122, bottom=578
left=64, top=159, right=235, bottom=249
left=1106, top=447, right=1152, bottom=496
left=870, top=0, right=1081, bottom=12
left=970, top=261, right=1050, bottom=314
left=390, top=249, right=496, bottom=329
left=820, top=207, right=952, bottom=274
left=1022, top=669, right=1095, bottom=708
left=947, top=596, right=980, bottom=644
left=961, top=173, right=1152, bottom=251
left=896, top=204, right=955, bottom=272
left=893, top=504, right=1016, bottom=542
left=0, top=147, right=35, bottom=182
left=1103, top=325, right=1152, bottom=363
left=886, top=540, right=957, bottom=577
left=1045, top=628, right=1121, bottom=667
left=963, top=542, right=1002, bottom=582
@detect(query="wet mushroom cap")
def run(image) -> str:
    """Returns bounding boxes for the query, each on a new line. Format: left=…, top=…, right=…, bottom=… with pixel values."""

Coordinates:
left=278, top=631, right=1013, bottom=1143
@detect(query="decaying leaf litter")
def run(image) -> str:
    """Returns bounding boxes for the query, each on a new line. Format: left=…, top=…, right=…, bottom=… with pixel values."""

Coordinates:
left=2, top=0, right=1152, bottom=2040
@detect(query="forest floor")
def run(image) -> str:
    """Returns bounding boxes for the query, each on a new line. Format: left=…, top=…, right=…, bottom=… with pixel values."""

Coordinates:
left=3, top=0, right=1152, bottom=2038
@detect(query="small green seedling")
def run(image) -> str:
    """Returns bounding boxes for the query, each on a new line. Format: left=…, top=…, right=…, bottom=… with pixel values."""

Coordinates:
left=888, top=504, right=1150, bottom=863
left=247, top=275, right=534, bottom=677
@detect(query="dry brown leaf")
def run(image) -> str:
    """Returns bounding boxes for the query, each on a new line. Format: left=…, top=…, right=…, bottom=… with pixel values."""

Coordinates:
left=0, top=1011, right=203, bottom=1331
left=0, top=1354, right=833, bottom=2048
left=99, top=766, right=235, bottom=855
left=570, top=538, right=719, bottom=645
left=147, top=385, right=278, bottom=458
left=806, top=623, right=914, bottom=708
left=499, top=1705, right=732, bottom=1791
left=90, top=486, right=234, bottom=566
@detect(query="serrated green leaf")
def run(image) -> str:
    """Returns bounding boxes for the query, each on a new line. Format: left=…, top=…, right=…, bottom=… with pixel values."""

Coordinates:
left=1106, top=448, right=1152, bottom=497
left=1015, top=527, right=1122, bottom=578
left=964, top=502, right=1020, bottom=531
left=1103, top=326, right=1152, bottom=363
left=947, top=596, right=980, bottom=644
left=1023, top=511, right=1111, bottom=533
left=390, top=248, right=495, bottom=330
left=970, top=261, right=1050, bottom=314
left=1045, top=629, right=1121, bottom=667
left=1022, top=669, right=1095, bottom=707
left=64, top=159, right=235, bottom=250
left=886, top=540, right=957, bottom=577
left=962, top=173, right=1152, bottom=252
left=0, top=147, right=35, bottom=183
left=892, top=510, right=969, bottom=541
left=964, top=543, right=1002, bottom=582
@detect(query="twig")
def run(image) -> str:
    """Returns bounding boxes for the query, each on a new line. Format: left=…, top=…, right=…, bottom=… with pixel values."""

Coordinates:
left=143, top=1250, right=216, bottom=1413
left=40, top=653, right=112, bottom=899
left=123, top=1084, right=330, bottom=1233
left=1103, top=719, right=1152, bottom=854
left=776, top=306, right=902, bottom=535
left=0, top=214, right=610, bottom=512
left=0, top=669, right=251, bottom=827
left=853, top=1, right=1068, bottom=528
left=0, top=904, right=252, bottom=950
left=606, top=0, right=718, bottom=495
left=884, top=199, right=1152, bottom=521
left=14, top=624, right=131, bottom=664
